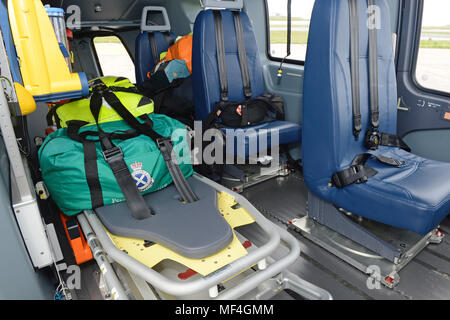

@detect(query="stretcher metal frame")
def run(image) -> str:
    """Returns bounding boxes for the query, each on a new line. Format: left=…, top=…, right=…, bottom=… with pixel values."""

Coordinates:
left=78, top=173, right=332, bottom=300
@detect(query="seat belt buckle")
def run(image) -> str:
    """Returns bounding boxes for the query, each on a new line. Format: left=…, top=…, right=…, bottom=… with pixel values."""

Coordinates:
left=365, top=130, right=381, bottom=151
left=102, top=146, right=123, bottom=162
left=351, top=164, right=369, bottom=184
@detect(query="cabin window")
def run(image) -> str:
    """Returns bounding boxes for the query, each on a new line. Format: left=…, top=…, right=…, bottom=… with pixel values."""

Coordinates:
left=93, top=36, right=136, bottom=83
left=415, top=0, right=450, bottom=94
left=266, top=0, right=315, bottom=63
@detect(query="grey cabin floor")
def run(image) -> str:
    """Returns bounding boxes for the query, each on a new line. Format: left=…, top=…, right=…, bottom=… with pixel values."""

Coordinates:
left=239, top=173, right=450, bottom=300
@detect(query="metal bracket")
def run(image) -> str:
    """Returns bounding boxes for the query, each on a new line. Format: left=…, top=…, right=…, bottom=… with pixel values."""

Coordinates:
left=0, top=29, right=52, bottom=268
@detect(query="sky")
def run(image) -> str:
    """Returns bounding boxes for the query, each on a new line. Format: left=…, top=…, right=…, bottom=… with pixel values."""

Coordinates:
left=268, top=0, right=450, bottom=27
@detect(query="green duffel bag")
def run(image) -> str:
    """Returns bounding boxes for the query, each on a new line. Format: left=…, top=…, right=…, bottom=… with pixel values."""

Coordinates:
left=38, top=114, right=193, bottom=216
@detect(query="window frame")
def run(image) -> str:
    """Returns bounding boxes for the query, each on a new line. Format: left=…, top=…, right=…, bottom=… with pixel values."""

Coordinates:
left=411, top=0, right=450, bottom=98
left=264, top=0, right=305, bottom=66
left=91, top=33, right=136, bottom=79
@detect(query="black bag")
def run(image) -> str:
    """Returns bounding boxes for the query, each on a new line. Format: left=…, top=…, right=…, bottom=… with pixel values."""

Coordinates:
left=138, top=61, right=195, bottom=127
left=204, top=93, right=285, bottom=129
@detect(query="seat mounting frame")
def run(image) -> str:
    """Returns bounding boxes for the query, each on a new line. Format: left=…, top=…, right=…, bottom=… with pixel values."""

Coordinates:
left=291, top=192, right=444, bottom=288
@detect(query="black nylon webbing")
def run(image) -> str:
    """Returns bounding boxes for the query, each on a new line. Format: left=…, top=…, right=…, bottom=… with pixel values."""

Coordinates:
left=368, top=0, right=380, bottom=129
left=331, top=152, right=405, bottom=188
left=94, top=89, right=198, bottom=203
left=349, top=0, right=361, bottom=140
left=102, top=142, right=153, bottom=220
left=83, top=140, right=104, bottom=209
left=148, top=32, right=160, bottom=65
left=213, top=10, right=229, bottom=102
left=163, top=32, right=174, bottom=47
left=233, top=11, right=252, bottom=99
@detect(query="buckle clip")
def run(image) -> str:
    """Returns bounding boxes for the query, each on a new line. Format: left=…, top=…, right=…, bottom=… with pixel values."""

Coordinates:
left=102, top=146, right=123, bottom=162
left=351, top=164, right=368, bottom=184
left=365, top=129, right=381, bottom=151
left=156, top=137, right=172, bottom=148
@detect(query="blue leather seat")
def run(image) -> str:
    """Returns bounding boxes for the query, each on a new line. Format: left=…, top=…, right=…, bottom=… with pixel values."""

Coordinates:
left=302, top=0, right=450, bottom=235
left=192, top=10, right=301, bottom=158
left=135, top=31, right=176, bottom=87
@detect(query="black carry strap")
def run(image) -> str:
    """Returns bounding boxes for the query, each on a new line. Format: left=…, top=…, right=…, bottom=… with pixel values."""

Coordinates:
left=349, top=0, right=362, bottom=140
left=233, top=11, right=252, bottom=99
left=90, top=87, right=198, bottom=204
left=67, top=120, right=152, bottom=220
left=67, top=120, right=105, bottom=210
left=331, top=153, right=405, bottom=188
left=213, top=10, right=229, bottom=102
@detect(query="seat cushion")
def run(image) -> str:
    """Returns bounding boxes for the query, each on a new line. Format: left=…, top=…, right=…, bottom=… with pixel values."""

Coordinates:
left=221, top=120, right=301, bottom=158
left=302, top=0, right=450, bottom=235
left=135, top=31, right=176, bottom=87
left=310, top=147, right=450, bottom=235
left=95, top=177, right=234, bottom=259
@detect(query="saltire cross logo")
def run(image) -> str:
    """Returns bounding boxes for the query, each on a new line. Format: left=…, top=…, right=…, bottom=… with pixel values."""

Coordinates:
left=130, top=161, right=154, bottom=192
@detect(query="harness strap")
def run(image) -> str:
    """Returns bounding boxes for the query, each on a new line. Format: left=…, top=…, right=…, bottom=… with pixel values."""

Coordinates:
left=148, top=32, right=160, bottom=65
left=349, top=0, right=362, bottom=140
left=213, top=10, right=229, bottom=102
left=368, top=0, right=380, bottom=130
left=163, top=32, right=175, bottom=47
left=331, top=153, right=405, bottom=189
left=233, top=11, right=252, bottom=99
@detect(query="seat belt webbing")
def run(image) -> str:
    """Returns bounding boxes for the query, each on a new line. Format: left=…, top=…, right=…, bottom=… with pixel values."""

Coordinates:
left=148, top=32, right=160, bottom=65
left=163, top=32, right=174, bottom=47
left=213, top=10, right=229, bottom=102
left=368, top=0, right=380, bottom=130
left=331, top=153, right=405, bottom=188
left=349, top=0, right=362, bottom=140
left=233, top=11, right=252, bottom=99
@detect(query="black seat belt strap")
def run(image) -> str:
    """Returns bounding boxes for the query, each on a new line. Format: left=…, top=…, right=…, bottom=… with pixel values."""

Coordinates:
left=148, top=32, right=160, bottom=65
left=213, top=10, right=229, bottom=102
left=349, top=0, right=362, bottom=140
left=233, top=11, right=252, bottom=99
left=364, top=0, right=411, bottom=152
left=332, top=152, right=405, bottom=188
left=368, top=0, right=380, bottom=130
left=380, top=133, right=411, bottom=152
left=163, top=32, right=174, bottom=47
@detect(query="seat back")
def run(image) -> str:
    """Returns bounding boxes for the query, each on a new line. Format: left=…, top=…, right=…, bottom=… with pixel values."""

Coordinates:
left=192, top=9, right=265, bottom=121
left=302, top=0, right=398, bottom=191
left=135, top=6, right=176, bottom=86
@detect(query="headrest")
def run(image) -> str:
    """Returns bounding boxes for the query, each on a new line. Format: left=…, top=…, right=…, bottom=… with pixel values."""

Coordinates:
left=140, top=6, right=171, bottom=32
left=201, top=0, right=243, bottom=10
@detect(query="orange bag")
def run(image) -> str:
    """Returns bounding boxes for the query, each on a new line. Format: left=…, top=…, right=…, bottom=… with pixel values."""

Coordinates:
left=163, top=34, right=193, bottom=73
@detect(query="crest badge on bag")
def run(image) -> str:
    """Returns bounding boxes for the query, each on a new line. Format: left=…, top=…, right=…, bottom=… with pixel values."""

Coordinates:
left=130, top=161, right=154, bottom=192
